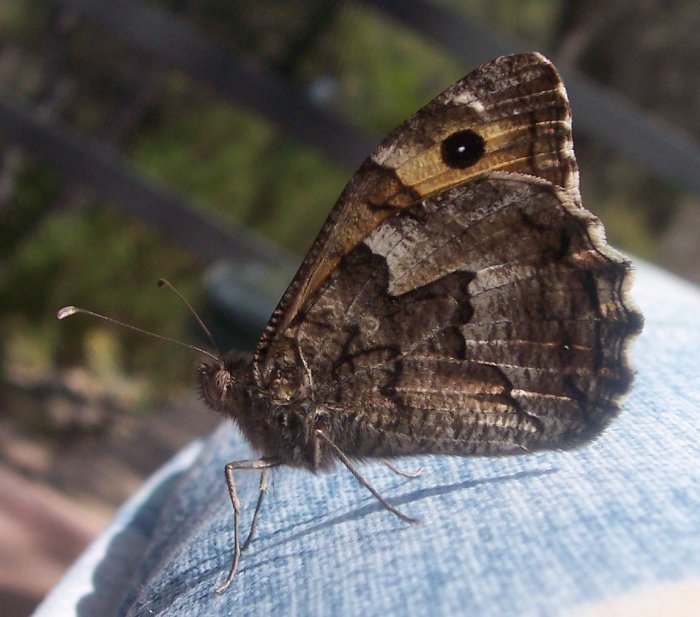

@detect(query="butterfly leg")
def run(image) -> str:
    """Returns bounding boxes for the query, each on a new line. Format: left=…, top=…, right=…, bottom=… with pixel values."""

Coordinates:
left=216, top=457, right=281, bottom=594
left=314, top=429, right=419, bottom=524
left=241, top=467, right=271, bottom=551
left=382, top=459, right=425, bottom=478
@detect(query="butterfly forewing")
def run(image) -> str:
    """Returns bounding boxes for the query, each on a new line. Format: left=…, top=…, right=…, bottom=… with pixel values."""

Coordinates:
left=254, top=53, right=580, bottom=380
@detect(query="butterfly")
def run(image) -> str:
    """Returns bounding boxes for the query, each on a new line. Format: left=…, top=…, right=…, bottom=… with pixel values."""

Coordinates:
left=197, top=52, right=642, bottom=592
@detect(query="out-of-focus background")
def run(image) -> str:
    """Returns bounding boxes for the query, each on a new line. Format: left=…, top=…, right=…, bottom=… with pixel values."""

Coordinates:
left=0, top=1, right=698, bottom=614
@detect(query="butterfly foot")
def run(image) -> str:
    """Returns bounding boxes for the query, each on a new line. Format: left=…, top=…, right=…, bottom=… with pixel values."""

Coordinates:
left=215, top=548, right=241, bottom=595
left=383, top=460, right=425, bottom=478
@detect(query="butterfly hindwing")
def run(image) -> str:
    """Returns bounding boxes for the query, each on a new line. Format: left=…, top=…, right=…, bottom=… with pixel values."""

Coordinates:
left=264, top=174, right=638, bottom=456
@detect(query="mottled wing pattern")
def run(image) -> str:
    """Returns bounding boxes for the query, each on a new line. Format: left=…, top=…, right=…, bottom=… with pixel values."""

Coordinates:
left=291, top=175, right=640, bottom=456
left=252, top=53, right=641, bottom=456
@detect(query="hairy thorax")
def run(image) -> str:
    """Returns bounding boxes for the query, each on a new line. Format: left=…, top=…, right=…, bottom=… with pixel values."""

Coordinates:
left=198, top=351, right=335, bottom=470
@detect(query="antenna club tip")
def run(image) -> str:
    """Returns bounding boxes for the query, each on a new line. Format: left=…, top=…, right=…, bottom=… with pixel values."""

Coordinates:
left=57, top=306, right=78, bottom=320
left=157, top=279, right=166, bottom=288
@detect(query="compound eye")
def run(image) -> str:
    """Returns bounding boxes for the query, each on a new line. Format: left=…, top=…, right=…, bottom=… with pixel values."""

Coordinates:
left=215, top=370, right=230, bottom=400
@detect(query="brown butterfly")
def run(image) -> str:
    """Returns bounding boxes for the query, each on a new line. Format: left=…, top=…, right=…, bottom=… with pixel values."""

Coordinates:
left=194, top=52, right=642, bottom=592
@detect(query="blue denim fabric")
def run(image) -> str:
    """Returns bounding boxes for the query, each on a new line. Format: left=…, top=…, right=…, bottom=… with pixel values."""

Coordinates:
left=33, top=261, right=700, bottom=616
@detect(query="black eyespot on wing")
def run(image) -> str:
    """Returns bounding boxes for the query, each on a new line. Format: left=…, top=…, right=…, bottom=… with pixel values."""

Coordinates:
left=441, top=130, right=486, bottom=169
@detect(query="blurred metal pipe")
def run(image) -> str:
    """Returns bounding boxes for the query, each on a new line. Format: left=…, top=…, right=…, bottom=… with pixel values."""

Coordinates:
left=55, top=0, right=378, bottom=171
left=0, top=90, right=295, bottom=269
left=365, top=0, right=700, bottom=197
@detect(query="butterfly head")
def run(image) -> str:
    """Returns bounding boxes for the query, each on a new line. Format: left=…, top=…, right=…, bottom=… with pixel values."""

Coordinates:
left=197, top=352, right=252, bottom=417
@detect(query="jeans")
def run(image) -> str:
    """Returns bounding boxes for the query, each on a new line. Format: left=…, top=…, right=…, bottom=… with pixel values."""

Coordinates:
left=33, top=260, right=700, bottom=616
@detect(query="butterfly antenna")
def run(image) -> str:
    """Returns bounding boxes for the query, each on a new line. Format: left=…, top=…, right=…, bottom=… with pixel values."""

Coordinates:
left=57, top=305, right=220, bottom=363
left=157, top=278, right=223, bottom=359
